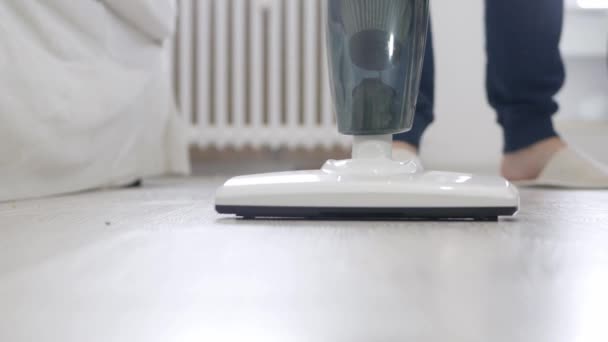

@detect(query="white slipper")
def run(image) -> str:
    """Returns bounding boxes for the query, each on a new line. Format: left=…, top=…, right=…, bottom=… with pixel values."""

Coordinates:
left=393, top=148, right=425, bottom=171
left=515, top=147, right=608, bottom=189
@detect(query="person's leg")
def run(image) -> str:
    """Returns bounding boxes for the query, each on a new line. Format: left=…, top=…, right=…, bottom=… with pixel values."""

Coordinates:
left=393, top=24, right=435, bottom=153
left=486, top=0, right=565, bottom=152
left=485, top=0, right=567, bottom=179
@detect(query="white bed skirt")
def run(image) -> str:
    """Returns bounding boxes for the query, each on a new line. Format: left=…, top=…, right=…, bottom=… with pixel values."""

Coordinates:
left=0, top=0, right=190, bottom=202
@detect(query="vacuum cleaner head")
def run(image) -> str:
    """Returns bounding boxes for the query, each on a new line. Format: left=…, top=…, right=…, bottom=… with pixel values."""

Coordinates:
left=215, top=170, right=519, bottom=221
left=216, top=136, right=520, bottom=221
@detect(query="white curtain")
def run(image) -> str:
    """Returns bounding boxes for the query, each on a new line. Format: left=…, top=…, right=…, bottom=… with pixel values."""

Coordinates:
left=0, top=0, right=190, bottom=202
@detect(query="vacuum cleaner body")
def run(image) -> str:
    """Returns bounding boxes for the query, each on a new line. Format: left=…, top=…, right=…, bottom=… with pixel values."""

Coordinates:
left=215, top=0, right=520, bottom=220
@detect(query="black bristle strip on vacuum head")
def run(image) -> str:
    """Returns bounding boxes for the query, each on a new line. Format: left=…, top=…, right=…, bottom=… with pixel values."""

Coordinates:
left=216, top=206, right=518, bottom=221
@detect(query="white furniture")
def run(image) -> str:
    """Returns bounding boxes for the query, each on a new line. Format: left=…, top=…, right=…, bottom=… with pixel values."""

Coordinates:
left=0, top=0, right=189, bottom=201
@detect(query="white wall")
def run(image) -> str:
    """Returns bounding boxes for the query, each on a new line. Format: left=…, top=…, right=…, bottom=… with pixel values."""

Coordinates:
left=422, top=1, right=608, bottom=173
left=422, top=0, right=501, bottom=172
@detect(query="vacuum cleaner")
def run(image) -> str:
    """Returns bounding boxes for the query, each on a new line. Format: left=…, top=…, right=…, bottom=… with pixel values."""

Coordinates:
left=215, top=0, right=519, bottom=220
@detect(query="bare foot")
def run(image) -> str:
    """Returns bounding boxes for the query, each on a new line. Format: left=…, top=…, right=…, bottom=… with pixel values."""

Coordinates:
left=393, top=141, right=418, bottom=155
left=501, top=137, right=567, bottom=181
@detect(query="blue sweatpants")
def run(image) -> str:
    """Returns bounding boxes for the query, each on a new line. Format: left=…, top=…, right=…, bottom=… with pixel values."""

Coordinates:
left=394, top=0, right=566, bottom=153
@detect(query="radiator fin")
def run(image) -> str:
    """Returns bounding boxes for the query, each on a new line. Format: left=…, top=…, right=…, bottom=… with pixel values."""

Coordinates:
left=176, top=0, right=350, bottom=149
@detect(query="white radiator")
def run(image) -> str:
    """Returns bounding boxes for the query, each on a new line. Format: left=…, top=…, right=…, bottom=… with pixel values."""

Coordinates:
left=175, top=0, right=350, bottom=149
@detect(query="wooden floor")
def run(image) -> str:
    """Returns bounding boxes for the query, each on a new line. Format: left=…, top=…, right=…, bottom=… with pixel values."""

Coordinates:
left=1, top=177, right=608, bottom=342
